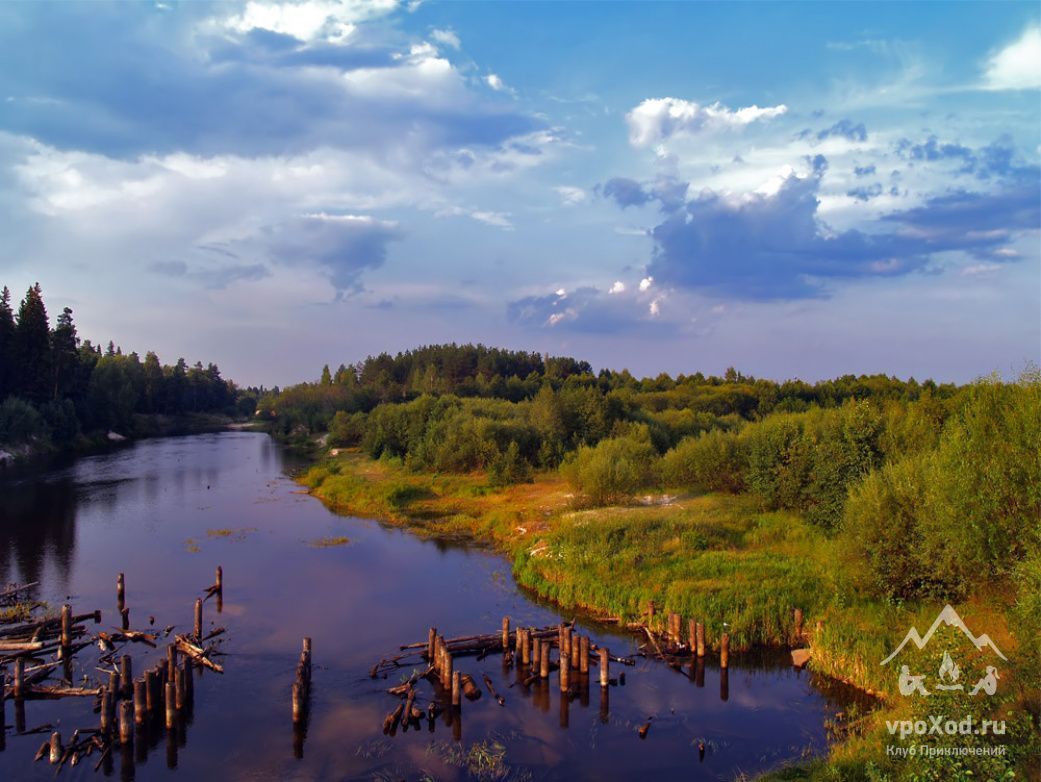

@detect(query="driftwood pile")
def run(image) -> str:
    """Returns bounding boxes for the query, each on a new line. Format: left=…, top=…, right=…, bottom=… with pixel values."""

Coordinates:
left=0, top=566, right=227, bottom=773
left=370, top=616, right=636, bottom=740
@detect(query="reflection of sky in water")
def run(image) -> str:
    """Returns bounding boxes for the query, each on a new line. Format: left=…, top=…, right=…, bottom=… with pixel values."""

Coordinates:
left=0, top=432, right=864, bottom=781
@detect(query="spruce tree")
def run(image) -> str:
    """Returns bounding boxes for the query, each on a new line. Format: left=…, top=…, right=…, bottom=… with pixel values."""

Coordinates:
left=51, top=306, right=80, bottom=400
left=15, top=283, right=52, bottom=401
left=0, top=286, right=14, bottom=399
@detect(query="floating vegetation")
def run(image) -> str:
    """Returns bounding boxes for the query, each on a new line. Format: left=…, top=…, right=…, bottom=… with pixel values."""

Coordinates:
left=184, top=538, right=201, bottom=554
left=309, top=536, right=350, bottom=548
left=206, top=527, right=257, bottom=541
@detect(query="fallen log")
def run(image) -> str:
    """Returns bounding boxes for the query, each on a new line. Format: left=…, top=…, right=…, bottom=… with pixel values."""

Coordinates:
left=0, top=581, right=39, bottom=601
left=459, top=673, right=482, bottom=700
left=26, top=684, right=101, bottom=698
left=174, top=634, right=224, bottom=673
left=382, top=703, right=403, bottom=734
left=482, top=674, right=505, bottom=706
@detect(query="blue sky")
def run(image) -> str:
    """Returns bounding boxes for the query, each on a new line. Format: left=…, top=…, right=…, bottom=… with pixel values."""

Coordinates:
left=1, top=0, right=1038, bottom=386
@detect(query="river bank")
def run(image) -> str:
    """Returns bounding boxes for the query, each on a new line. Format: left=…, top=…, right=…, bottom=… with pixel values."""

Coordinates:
left=300, top=449, right=1037, bottom=780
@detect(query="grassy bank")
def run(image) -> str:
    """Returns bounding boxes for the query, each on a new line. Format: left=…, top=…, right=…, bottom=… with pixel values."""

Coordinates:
left=302, top=450, right=1037, bottom=780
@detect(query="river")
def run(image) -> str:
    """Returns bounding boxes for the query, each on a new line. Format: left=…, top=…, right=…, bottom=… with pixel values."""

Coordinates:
left=0, top=432, right=858, bottom=781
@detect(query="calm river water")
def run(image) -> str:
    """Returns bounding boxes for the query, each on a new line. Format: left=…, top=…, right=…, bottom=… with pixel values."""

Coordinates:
left=0, top=432, right=856, bottom=781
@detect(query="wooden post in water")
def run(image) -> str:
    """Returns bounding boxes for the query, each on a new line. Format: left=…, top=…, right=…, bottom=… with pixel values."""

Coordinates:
left=109, top=669, right=119, bottom=701
left=49, top=731, right=62, bottom=764
left=193, top=598, right=203, bottom=640
left=539, top=642, right=550, bottom=679
left=175, top=667, right=185, bottom=710
left=167, top=644, right=177, bottom=680
left=579, top=635, right=589, bottom=675
left=427, top=627, right=437, bottom=661
left=13, top=658, right=24, bottom=698
left=451, top=670, right=461, bottom=708
left=100, top=687, right=113, bottom=734
left=215, top=565, right=223, bottom=595
left=165, top=682, right=176, bottom=729
left=121, top=656, right=132, bottom=698
left=145, top=670, right=156, bottom=711
left=559, top=652, right=570, bottom=692
left=696, top=622, right=706, bottom=657
left=599, top=647, right=609, bottom=687
left=571, top=633, right=581, bottom=669
left=501, top=616, right=510, bottom=651
left=121, top=607, right=130, bottom=631
left=532, top=633, right=541, bottom=668
left=133, top=680, right=146, bottom=724
left=688, top=618, right=697, bottom=650
left=794, top=608, right=804, bottom=640
left=291, top=680, right=304, bottom=724
left=60, top=604, right=72, bottom=649
left=720, top=633, right=730, bottom=669
left=443, top=651, right=453, bottom=692
left=119, top=701, right=133, bottom=744
left=117, top=572, right=125, bottom=608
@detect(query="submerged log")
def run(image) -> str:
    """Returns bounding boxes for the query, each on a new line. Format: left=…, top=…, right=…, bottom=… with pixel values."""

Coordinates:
left=459, top=673, right=481, bottom=700
left=482, top=674, right=505, bottom=706
left=382, top=703, right=404, bottom=734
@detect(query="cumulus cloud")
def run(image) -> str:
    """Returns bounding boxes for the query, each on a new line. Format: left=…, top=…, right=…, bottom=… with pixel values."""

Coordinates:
left=260, top=213, right=402, bottom=291
left=982, top=25, right=1041, bottom=90
left=555, top=185, right=587, bottom=205
left=647, top=159, right=1039, bottom=300
left=220, top=0, right=399, bottom=43
left=601, top=176, right=687, bottom=211
left=430, top=28, right=461, bottom=50
left=626, top=97, right=787, bottom=147
left=507, top=284, right=668, bottom=334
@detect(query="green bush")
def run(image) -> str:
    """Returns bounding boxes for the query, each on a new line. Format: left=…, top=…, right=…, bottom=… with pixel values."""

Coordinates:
left=488, top=441, right=532, bottom=487
left=659, top=429, right=745, bottom=493
left=561, top=432, right=658, bottom=506
left=0, top=397, right=48, bottom=445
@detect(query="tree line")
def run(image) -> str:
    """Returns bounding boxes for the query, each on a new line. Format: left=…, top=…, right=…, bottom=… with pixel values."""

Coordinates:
left=266, top=343, right=1038, bottom=604
left=0, top=283, right=249, bottom=449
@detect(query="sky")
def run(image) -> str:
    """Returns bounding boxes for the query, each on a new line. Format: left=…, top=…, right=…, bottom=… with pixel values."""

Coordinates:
left=0, top=0, right=1038, bottom=387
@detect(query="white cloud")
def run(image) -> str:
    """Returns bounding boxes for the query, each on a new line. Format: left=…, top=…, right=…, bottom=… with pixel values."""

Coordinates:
left=430, top=28, right=461, bottom=50
left=639, top=276, right=653, bottom=292
left=982, top=25, right=1041, bottom=90
left=434, top=205, right=513, bottom=229
left=608, top=280, right=626, bottom=294
left=626, top=97, right=788, bottom=147
left=555, top=185, right=587, bottom=205
left=221, top=0, right=399, bottom=43
left=485, top=73, right=515, bottom=95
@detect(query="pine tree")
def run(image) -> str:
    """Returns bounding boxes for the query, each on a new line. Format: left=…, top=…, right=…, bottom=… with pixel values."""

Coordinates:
left=320, top=364, right=332, bottom=386
left=0, top=286, right=14, bottom=399
left=51, top=306, right=80, bottom=400
left=15, top=283, right=52, bottom=401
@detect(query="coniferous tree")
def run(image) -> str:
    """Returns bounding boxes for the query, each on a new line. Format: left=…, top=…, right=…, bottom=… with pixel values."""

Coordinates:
left=15, top=283, right=52, bottom=401
left=0, top=286, right=14, bottom=399
left=51, top=306, right=80, bottom=400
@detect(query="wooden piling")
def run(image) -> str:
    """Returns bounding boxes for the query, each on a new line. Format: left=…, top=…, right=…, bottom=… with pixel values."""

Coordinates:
left=531, top=633, right=541, bottom=668
left=133, top=679, right=146, bottom=724
left=539, top=642, right=550, bottom=679
left=579, top=635, right=589, bottom=675
left=571, top=633, right=581, bottom=669
left=214, top=565, right=223, bottom=594
left=501, top=616, right=510, bottom=651
left=167, top=644, right=177, bottom=680
left=119, top=701, right=133, bottom=744
left=108, top=669, right=119, bottom=701
left=451, top=670, right=461, bottom=708
left=121, top=607, right=130, bottom=631
left=100, top=687, right=113, bottom=734
left=292, top=680, right=304, bottom=723
left=121, top=656, right=132, bottom=698
left=165, top=682, right=176, bottom=729
left=559, top=653, right=570, bottom=692
left=427, top=627, right=437, bottom=661
left=696, top=622, right=706, bottom=657
left=49, top=731, right=62, bottom=764
left=688, top=618, right=697, bottom=650
left=117, top=573, right=125, bottom=607
left=60, top=604, right=72, bottom=648
left=175, top=667, right=185, bottom=710
left=13, top=657, right=24, bottom=698
left=599, top=647, right=609, bottom=687
left=145, top=670, right=156, bottom=711
left=720, top=633, right=730, bottom=669
left=193, top=598, right=203, bottom=640
left=443, top=652, right=453, bottom=692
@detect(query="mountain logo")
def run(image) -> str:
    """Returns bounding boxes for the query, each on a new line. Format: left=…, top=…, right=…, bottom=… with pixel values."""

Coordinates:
left=881, top=604, right=1007, bottom=666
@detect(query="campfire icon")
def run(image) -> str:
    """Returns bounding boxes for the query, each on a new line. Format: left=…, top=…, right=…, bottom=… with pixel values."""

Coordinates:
left=883, top=605, right=1006, bottom=698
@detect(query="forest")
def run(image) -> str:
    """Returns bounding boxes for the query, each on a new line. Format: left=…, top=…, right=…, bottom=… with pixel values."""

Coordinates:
left=0, top=282, right=252, bottom=452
